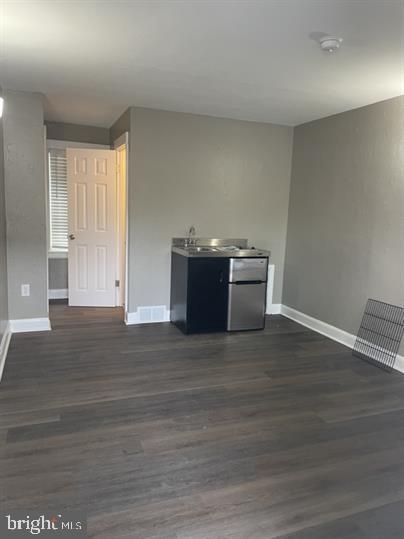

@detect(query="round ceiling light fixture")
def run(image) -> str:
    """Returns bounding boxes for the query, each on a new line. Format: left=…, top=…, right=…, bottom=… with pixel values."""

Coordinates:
left=319, top=36, right=343, bottom=53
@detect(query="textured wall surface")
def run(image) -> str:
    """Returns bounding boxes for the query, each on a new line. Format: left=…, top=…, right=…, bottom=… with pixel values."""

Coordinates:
left=48, top=258, right=68, bottom=290
left=283, top=95, right=404, bottom=352
left=3, top=91, right=48, bottom=320
left=0, top=112, right=9, bottom=340
left=127, top=107, right=293, bottom=312
left=45, top=121, right=110, bottom=145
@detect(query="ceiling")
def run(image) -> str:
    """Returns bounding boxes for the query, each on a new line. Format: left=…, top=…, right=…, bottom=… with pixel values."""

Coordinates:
left=1, top=0, right=403, bottom=127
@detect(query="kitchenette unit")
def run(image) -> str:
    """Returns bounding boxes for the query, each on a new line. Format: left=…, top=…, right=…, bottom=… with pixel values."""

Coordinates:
left=170, top=238, right=270, bottom=334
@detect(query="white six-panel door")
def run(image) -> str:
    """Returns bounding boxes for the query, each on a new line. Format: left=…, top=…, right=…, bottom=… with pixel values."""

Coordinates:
left=67, top=148, right=117, bottom=307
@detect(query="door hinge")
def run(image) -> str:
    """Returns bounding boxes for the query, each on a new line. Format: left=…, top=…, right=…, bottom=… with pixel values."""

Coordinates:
left=115, top=280, right=120, bottom=287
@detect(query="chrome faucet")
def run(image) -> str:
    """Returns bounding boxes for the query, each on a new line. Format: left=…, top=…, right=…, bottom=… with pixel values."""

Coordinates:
left=184, top=225, right=196, bottom=247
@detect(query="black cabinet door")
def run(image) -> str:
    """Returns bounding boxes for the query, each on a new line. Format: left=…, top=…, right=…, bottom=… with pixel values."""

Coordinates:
left=187, top=258, right=229, bottom=333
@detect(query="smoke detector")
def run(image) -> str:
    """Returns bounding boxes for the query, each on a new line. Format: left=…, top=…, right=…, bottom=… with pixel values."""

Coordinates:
left=319, top=36, right=343, bottom=53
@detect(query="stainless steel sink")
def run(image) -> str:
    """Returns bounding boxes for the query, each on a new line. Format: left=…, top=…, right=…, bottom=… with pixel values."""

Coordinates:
left=186, top=246, right=219, bottom=253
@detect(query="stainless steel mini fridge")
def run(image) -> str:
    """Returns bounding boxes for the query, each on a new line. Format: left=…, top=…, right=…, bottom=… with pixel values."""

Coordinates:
left=227, top=257, right=268, bottom=331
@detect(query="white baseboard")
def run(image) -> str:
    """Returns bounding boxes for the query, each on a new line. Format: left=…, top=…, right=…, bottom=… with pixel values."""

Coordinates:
left=9, top=318, right=52, bottom=333
left=281, top=305, right=356, bottom=348
left=0, top=322, right=12, bottom=382
left=395, top=355, right=404, bottom=374
left=280, top=304, right=404, bottom=375
left=266, top=303, right=281, bottom=314
left=125, top=305, right=170, bottom=325
left=49, top=288, right=68, bottom=300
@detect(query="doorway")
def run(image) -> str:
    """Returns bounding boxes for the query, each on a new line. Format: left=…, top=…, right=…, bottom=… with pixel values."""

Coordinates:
left=47, top=134, right=128, bottom=322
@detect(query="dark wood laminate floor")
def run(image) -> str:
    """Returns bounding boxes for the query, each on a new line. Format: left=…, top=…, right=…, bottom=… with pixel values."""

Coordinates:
left=1, top=303, right=404, bottom=538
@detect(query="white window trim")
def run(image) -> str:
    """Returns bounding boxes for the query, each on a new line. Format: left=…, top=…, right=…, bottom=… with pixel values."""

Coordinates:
left=47, top=139, right=110, bottom=257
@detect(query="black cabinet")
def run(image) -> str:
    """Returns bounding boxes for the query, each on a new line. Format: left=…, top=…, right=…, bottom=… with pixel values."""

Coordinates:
left=170, top=253, right=229, bottom=334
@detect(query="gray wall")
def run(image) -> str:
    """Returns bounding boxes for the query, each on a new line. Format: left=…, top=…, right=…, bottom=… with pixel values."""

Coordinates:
left=0, top=106, right=9, bottom=340
left=3, top=91, right=48, bottom=320
left=45, top=121, right=110, bottom=145
left=283, top=96, right=404, bottom=350
left=127, top=107, right=294, bottom=312
left=48, top=258, right=68, bottom=290
left=109, top=108, right=130, bottom=145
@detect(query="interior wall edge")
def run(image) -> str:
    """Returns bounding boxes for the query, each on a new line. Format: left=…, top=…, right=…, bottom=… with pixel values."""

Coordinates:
left=0, top=88, right=9, bottom=356
left=109, top=107, right=131, bottom=146
left=0, top=322, right=11, bottom=383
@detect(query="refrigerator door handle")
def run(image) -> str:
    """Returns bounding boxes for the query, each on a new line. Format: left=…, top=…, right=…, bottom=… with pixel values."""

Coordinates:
left=234, top=280, right=265, bottom=285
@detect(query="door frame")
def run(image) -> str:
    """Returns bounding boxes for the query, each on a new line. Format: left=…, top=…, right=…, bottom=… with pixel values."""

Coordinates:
left=46, top=139, right=110, bottom=303
left=113, top=132, right=129, bottom=317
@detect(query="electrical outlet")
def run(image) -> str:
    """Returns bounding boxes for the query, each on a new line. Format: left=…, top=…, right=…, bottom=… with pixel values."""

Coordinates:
left=21, top=284, right=30, bottom=297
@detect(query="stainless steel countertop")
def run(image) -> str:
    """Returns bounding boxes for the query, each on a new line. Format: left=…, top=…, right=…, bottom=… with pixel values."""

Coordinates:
left=172, top=246, right=270, bottom=258
left=172, top=237, right=248, bottom=249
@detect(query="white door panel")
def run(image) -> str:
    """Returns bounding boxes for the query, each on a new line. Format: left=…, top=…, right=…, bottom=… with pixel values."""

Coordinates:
left=67, top=148, right=117, bottom=307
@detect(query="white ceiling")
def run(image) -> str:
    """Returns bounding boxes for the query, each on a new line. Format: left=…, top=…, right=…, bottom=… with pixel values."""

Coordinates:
left=1, top=0, right=403, bottom=127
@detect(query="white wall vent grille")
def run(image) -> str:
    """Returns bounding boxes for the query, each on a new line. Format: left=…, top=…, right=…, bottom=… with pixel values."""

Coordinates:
left=138, top=307, right=152, bottom=322
left=127, top=305, right=170, bottom=324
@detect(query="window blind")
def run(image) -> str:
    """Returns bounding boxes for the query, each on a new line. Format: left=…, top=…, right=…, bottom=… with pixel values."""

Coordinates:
left=49, top=149, right=68, bottom=251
